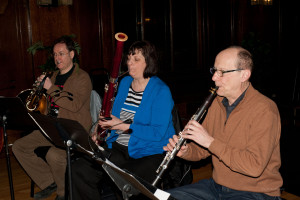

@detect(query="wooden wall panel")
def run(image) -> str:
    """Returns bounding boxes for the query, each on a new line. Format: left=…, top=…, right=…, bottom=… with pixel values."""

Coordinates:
left=0, top=0, right=33, bottom=97
left=28, top=0, right=115, bottom=78
left=28, top=1, right=85, bottom=77
left=0, top=0, right=115, bottom=97
left=72, top=0, right=105, bottom=70
left=98, top=0, right=114, bottom=70
left=1, top=0, right=299, bottom=104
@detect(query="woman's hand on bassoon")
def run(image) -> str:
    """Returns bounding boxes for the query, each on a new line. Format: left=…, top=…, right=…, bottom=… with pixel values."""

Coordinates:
left=90, top=132, right=99, bottom=145
left=98, top=115, right=130, bottom=131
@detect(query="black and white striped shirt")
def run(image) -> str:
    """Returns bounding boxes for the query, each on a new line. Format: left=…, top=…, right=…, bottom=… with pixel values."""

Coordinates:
left=116, top=86, right=143, bottom=146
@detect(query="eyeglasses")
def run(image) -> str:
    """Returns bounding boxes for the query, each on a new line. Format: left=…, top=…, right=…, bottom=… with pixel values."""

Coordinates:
left=53, top=52, right=69, bottom=57
left=210, top=67, right=243, bottom=77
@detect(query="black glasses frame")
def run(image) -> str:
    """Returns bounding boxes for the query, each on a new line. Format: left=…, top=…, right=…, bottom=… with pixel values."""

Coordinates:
left=210, top=67, right=243, bottom=77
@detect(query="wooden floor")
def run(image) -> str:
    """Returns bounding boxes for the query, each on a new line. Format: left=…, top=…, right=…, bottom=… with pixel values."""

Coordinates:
left=0, top=129, right=56, bottom=200
left=0, top=153, right=56, bottom=200
left=1, top=130, right=300, bottom=200
left=1, top=153, right=300, bottom=200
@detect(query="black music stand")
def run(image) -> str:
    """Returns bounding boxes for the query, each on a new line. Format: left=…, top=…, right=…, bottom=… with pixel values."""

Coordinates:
left=29, top=113, right=176, bottom=200
left=0, top=97, right=36, bottom=200
left=28, top=113, right=78, bottom=200
left=28, top=112, right=100, bottom=200
left=91, top=156, right=176, bottom=200
left=28, top=112, right=99, bottom=154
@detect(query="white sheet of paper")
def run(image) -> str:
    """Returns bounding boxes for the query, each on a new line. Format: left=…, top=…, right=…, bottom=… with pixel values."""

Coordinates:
left=154, top=189, right=171, bottom=200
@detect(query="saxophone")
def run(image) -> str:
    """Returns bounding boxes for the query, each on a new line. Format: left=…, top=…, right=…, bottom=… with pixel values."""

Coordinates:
left=20, top=72, right=52, bottom=115
left=152, top=86, right=219, bottom=186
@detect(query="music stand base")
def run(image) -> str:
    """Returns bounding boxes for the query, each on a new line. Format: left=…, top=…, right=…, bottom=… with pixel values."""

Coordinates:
left=2, top=115, right=15, bottom=200
left=66, top=140, right=73, bottom=200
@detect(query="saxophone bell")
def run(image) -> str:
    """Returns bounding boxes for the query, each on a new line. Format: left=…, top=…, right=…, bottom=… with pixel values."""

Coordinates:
left=17, top=72, right=52, bottom=115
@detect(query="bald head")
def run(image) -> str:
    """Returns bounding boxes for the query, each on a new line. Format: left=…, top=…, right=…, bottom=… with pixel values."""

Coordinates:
left=217, top=46, right=253, bottom=72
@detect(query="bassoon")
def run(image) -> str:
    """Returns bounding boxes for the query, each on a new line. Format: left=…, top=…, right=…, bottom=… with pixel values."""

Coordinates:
left=152, top=86, right=219, bottom=186
left=96, top=32, right=128, bottom=145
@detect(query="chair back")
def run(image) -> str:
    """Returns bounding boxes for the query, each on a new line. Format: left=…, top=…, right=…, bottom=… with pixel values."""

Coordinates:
left=90, top=90, right=102, bottom=133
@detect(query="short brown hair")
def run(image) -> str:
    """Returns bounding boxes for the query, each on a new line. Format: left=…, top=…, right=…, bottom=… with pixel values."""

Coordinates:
left=126, top=40, right=158, bottom=78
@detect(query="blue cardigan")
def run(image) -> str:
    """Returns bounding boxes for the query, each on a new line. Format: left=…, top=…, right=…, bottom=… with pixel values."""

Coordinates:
left=106, top=76, right=175, bottom=159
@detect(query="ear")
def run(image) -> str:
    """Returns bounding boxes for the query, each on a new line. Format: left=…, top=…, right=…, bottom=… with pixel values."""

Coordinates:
left=70, top=50, right=75, bottom=59
left=241, top=69, right=251, bottom=82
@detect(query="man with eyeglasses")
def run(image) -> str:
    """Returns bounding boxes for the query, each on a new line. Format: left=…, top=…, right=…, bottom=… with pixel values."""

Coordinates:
left=165, top=46, right=283, bottom=200
left=13, top=36, right=92, bottom=200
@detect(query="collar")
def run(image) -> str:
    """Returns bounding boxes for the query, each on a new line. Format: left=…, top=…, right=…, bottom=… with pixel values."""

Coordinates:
left=222, top=87, right=248, bottom=119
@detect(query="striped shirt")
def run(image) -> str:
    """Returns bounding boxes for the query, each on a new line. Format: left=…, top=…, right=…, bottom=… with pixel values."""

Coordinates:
left=116, top=85, right=143, bottom=146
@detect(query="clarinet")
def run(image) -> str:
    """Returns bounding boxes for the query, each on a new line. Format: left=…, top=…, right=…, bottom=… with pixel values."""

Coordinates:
left=152, top=86, right=219, bottom=186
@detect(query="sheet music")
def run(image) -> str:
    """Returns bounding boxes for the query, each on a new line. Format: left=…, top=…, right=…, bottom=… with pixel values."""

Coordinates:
left=104, top=157, right=122, bottom=168
left=154, top=189, right=171, bottom=200
left=99, top=157, right=171, bottom=200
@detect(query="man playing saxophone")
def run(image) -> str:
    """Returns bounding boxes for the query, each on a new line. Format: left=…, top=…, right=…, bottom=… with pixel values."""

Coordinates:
left=164, top=46, right=283, bottom=200
left=12, top=36, right=92, bottom=200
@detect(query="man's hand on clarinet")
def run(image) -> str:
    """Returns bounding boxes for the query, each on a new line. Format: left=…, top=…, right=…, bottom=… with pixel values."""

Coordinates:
left=182, top=120, right=214, bottom=149
left=163, top=135, right=189, bottom=158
